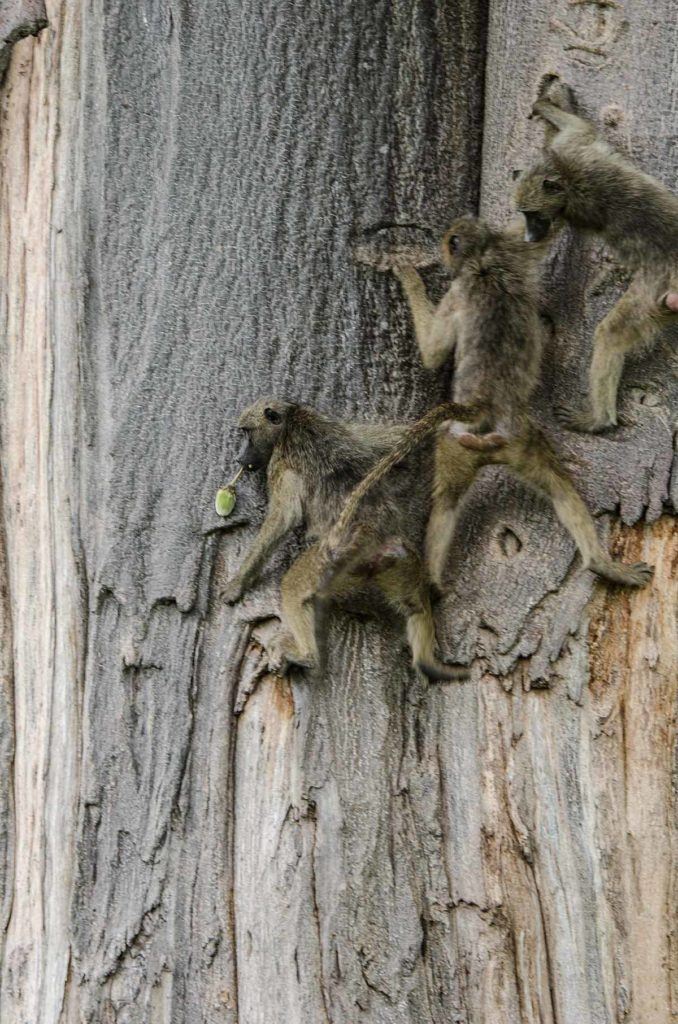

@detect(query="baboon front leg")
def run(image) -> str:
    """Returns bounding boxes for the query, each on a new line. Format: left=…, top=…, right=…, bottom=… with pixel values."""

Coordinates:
left=561, top=286, right=665, bottom=433
left=269, top=546, right=323, bottom=674
left=533, top=96, right=596, bottom=150
left=394, top=266, right=456, bottom=370
left=221, top=470, right=303, bottom=603
left=393, top=265, right=435, bottom=336
left=377, top=554, right=469, bottom=681
left=507, top=448, right=654, bottom=588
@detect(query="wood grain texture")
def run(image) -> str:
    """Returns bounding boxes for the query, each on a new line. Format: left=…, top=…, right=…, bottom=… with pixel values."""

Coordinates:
left=0, top=1, right=675, bottom=1022
left=0, top=0, right=47, bottom=78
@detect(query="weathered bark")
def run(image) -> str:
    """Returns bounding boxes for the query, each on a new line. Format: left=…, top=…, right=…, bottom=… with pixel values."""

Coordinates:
left=0, top=2, right=675, bottom=1023
left=0, top=0, right=46, bottom=79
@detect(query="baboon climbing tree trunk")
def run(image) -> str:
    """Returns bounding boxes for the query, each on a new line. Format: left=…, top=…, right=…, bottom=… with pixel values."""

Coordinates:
left=0, top=1, right=676, bottom=1022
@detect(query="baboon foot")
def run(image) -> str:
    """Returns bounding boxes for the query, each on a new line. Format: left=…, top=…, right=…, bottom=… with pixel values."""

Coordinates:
left=455, top=430, right=509, bottom=452
left=556, top=403, right=616, bottom=435
left=268, top=633, right=318, bottom=675
left=589, top=559, right=654, bottom=589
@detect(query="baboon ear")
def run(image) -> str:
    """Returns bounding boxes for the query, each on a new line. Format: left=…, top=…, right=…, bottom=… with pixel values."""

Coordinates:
left=543, top=176, right=564, bottom=193
left=264, top=407, right=283, bottom=424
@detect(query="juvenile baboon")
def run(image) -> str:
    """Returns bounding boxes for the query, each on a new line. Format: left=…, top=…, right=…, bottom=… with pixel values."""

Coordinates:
left=362, top=215, right=554, bottom=450
left=221, top=398, right=472, bottom=681
left=320, top=401, right=654, bottom=595
left=348, top=220, right=655, bottom=592
left=515, top=78, right=678, bottom=432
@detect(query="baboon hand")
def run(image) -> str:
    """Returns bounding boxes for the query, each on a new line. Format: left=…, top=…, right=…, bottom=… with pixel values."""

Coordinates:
left=536, top=76, right=575, bottom=111
left=351, top=225, right=438, bottom=272
left=531, top=99, right=551, bottom=120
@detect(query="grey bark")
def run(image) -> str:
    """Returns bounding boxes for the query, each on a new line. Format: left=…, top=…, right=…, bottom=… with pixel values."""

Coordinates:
left=0, top=1, right=676, bottom=1023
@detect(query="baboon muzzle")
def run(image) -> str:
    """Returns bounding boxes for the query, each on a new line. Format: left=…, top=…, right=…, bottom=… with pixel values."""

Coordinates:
left=237, top=438, right=264, bottom=471
left=523, top=211, right=552, bottom=242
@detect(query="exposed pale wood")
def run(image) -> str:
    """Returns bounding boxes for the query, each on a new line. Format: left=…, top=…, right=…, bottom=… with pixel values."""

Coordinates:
left=0, top=1, right=675, bottom=1022
left=0, top=0, right=46, bottom=78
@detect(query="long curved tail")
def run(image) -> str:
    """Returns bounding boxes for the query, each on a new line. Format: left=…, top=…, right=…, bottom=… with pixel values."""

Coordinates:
left=320, top=401, right=476, bottom=571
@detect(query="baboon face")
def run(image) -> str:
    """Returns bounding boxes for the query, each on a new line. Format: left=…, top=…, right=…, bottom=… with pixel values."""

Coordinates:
left=514, top=162, right=567, bottom=241
left=236, top=398, right=293, bottom=471
left=441, top=216, right=493, bottom=272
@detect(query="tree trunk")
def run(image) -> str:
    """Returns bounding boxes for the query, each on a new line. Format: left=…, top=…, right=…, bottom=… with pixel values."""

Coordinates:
left=0, top=2, right=675, bottom=1023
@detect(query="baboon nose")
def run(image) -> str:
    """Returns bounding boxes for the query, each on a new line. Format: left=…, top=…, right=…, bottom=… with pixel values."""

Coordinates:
left=237, top=440, right=255, bottom=469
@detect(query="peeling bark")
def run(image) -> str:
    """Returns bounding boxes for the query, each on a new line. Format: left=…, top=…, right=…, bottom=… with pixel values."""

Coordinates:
left=0, top=0, right=46, bottom=80
left=0, top=1, right=676, bottom=1023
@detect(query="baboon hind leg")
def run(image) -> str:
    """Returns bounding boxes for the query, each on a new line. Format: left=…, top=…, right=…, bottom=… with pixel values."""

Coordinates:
left=504, top=442, right=654, bottom=589
left=377, top=552, right=469, bottom=682
left=562, top=283, right=667, bottom=433
left=426, top=439, right=480, bottom=590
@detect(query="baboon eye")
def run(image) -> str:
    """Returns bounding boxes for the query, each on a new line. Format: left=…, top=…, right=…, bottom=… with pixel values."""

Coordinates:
left=264, top=407, right=282, bottom=424
left=448, top=235, right=460, bottom=253
left=543, top=177, right=563, bottom=193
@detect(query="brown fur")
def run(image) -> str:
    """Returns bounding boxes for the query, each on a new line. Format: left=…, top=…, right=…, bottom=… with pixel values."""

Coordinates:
left=320, top=406, right=654, bottom=598
left=331, top=223, right=657, bottom=596
left=321, top=400, right=476, bottom=573
left=515, top=78, right=678, bottom=432
left=389, top=215, right=554, bottom=448
left=221, top=398, right=469, bottom=682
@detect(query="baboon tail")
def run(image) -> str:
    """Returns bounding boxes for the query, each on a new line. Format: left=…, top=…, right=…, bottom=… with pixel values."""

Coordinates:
left=321, top=400, right=477, bottom=568
left=417, top=658, right=470, bottom=682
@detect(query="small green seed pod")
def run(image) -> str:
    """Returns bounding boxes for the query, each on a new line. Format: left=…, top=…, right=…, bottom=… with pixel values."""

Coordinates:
left=215, top=486, right=237, bottom=517
left=214, top=466, right=244, bottom=517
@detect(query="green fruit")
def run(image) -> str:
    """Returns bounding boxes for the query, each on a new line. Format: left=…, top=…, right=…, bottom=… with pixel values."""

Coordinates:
left=215, top=486, right=237, bottom=517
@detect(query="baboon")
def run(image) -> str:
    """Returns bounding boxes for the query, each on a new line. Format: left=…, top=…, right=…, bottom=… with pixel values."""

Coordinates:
left=363, top=215, right=554, bottom=451
left=220, top=398, right=473, bottom=681
left=350, top=215, right=654, bottom=595
left=320, top=401, right=654, bottom=595
left=515, top=78, right=678, bottom=432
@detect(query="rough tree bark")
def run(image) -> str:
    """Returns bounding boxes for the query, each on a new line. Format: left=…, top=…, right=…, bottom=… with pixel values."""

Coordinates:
left=0, top=2, right=676, bottom=1023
